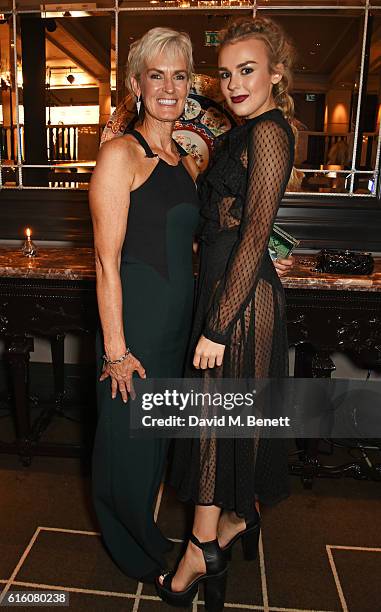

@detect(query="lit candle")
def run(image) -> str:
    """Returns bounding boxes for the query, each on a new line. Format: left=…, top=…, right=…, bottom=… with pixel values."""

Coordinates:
left=22, top=226, right=37, bottom=257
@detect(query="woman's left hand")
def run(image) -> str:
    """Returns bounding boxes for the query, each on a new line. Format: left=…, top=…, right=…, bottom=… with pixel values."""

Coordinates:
left=274, top=255, right=294, bottom=277
left=193, top=335, right=225, bottom=369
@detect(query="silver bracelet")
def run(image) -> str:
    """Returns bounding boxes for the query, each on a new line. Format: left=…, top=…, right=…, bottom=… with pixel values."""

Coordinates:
left=102, top=348, right=131, bottom=365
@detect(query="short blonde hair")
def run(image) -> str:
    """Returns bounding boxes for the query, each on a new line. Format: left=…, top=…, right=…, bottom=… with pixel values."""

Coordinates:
left=125, top=27, right=193, bottom=98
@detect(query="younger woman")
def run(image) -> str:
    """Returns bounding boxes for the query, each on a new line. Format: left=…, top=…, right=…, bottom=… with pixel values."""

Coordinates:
left=157, top=16, right=296, bottom=610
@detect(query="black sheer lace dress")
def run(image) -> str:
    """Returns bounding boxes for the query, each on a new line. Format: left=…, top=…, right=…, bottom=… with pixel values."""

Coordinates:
left=170, top=108, right=295, bottom=520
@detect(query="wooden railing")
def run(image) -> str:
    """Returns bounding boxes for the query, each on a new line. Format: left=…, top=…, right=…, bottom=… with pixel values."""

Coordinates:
left=1, top=124, right=104, bottom=163
left=297, top=131, right=378, bottom=169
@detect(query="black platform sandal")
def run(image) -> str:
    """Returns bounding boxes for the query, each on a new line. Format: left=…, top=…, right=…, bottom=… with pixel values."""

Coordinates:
left=155, top=533, right=228, bottom=611
left=221, top=513, right=261, bottom=562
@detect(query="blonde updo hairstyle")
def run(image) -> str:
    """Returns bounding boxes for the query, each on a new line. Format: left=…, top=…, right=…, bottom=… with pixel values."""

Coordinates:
left=125, top=27, right=194, bottom=101
left=218, top=17, right=295, bottom=121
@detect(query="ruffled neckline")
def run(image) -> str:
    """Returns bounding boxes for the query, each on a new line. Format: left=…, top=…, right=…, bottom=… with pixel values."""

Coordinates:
left=195, top=108, right=285, bottom=244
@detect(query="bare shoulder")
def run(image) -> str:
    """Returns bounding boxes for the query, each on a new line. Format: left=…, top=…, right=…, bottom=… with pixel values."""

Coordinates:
left=90, top=136, right=136, bottom=199
left=91, top=134, right=143, bottom=193
left=182, top=153, right=199, bottom=182
left=96, top=133, right=140, bottom=167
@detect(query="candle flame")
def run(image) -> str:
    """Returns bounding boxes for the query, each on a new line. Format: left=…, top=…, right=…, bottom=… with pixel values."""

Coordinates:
left=26, top=227, right=31, bottom=238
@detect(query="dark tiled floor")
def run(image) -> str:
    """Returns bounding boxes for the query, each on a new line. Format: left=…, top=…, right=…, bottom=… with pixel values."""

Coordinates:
left=330, top=548, right=381, bottom=612
left=1, top=450, right=381, bottom=612
left=15, top=530, right=138, bottom=595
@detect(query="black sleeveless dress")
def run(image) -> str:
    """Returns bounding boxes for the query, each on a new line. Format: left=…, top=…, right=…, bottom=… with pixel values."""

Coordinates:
left=170, top=109, right=295, bottom=519
left=92, top=130, right=199, bottom=580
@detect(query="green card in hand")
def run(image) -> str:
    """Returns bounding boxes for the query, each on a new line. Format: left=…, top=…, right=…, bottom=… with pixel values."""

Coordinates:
left=268, top=224, right=300, bottom=261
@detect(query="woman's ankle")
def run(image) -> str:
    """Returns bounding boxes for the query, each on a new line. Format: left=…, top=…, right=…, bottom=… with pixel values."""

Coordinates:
left=192, top=530, right=218, bottom=543
left=219, top=510, right=245, bottom=527
left=192, top=505, right=221, bottom=544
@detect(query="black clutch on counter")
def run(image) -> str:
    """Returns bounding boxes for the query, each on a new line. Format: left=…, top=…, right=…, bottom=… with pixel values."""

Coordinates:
left=314, top=249, right=374, bottom=275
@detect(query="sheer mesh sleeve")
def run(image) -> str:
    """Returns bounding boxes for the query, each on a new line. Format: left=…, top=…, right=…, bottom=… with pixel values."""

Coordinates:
left=203, top=119, right=293, bottom=345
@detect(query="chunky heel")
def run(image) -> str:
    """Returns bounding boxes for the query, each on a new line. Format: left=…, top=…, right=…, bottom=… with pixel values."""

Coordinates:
left=204, top=570, right=227, bottom=612
left=241, top=524, right=260, bottom=561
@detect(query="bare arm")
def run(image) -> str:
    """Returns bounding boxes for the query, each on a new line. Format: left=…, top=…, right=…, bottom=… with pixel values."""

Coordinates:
left=89, top=138, right=145, bottom=401
left=90, top=138, right=131, bottom=358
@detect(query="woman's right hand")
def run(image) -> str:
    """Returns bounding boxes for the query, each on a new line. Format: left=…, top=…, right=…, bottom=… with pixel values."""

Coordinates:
left=99, top=353, right=146, bottom=403
left=274, top=255, right=294, bottom=277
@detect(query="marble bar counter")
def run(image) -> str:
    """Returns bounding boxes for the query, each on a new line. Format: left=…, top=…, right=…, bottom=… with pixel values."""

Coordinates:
left=0, top=247, right=381, bottom=290
left=281, top=254, right=381, bottom=292
left=0, top=246, right=96, bottom=281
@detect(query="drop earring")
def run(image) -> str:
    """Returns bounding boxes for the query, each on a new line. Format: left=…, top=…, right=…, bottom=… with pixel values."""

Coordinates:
left=136, top=95, right=141, bottom=115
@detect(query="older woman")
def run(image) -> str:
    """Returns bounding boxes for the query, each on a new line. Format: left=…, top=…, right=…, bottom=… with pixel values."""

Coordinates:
left=90, top=28, right=199, bottom=582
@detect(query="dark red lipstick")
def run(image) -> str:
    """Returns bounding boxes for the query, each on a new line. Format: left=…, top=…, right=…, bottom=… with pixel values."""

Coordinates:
left=231, top=95, right=249, bottom=104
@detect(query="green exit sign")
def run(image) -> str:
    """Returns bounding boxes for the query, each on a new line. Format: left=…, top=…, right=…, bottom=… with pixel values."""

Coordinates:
left=205, top=31, right=219, bottom=47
